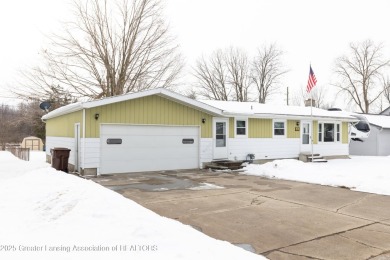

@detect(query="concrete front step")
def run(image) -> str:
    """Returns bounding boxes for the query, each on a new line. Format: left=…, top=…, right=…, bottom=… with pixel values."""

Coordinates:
left=299, top=153, right=328, bottom=163
left=312, top=158, right=328, bottom=163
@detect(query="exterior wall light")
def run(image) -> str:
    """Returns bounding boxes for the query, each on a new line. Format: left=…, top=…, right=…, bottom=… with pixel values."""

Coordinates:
left=202, top=118, right=206, bottom=124
left=95, top=113, right=100, bottom=120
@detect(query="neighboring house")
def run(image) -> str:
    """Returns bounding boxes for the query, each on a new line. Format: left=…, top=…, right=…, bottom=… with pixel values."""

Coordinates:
left=21, top=136, right=44, bottom=151
left=42, top=88, right=356, bottom=175
left=350, top=114, right=390, bottom=156
left=380, top=107, right=390, bottom=116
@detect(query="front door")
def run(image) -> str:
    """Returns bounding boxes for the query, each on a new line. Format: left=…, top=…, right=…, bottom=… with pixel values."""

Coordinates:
left=213, top=118, right=229, bottom=159
left=300, top=121, right=312, bottom=153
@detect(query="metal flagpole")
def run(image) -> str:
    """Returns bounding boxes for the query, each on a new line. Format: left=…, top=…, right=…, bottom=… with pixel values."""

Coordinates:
left=310, top=93, right=314, bottom=162
left=307, top=64, right=317, bottom=162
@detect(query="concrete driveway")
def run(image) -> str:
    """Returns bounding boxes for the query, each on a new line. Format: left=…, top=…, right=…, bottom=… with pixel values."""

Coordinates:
left=91, top=170, right=390, bottom=260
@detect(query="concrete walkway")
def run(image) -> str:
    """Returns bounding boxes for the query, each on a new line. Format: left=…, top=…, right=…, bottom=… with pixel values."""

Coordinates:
left=92, top=170, right=390, bottom=260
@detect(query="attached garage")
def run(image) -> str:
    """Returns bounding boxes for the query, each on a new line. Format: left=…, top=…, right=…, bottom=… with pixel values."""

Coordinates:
left=100, top=125, right=200, bottom=174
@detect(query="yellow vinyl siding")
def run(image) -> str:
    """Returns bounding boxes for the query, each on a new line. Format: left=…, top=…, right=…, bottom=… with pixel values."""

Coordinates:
left=287, top=120, right=300, bottom=138
left=229, top=118, right=234, bottom=138
left=342, top=122, right=348, bottom=144
left=45, top=111, right=83, bottom=137
left=248, top=119, right=272, bottom=138
left=313, top=120, right=318, bottom=144
left=85, top=95, right=213, bottom=138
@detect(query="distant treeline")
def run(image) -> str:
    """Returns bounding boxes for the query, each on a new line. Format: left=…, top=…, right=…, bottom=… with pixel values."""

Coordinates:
left=0, top=102, right=45, bottom=150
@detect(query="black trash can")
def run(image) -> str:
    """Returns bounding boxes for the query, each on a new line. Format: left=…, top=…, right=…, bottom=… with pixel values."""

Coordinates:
left=51, top=148, right=71, bottom=173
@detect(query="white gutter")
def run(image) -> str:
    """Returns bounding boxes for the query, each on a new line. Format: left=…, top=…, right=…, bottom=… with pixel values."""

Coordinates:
left=222, top=112, right=358, bottom=122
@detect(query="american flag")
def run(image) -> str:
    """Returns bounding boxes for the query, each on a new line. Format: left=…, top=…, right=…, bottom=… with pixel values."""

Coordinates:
left=306, top=65, right=317, bottom=93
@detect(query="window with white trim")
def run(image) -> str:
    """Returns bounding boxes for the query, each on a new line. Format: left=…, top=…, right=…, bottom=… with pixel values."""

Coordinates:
left=318, top=122, right=341, bottom=143
left=235, top=118, right=248, bottom=137
left=273, top=120, right=286, bottom=137
left=318, top=123, right=323, bottom=142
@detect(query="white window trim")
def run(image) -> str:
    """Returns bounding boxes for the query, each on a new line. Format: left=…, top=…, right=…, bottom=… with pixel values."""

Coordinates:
left=273, top=119, right=286, bottom=138
left=318, top=122, right=323, bottom=143
left=336, top=123, right=341, bottom=143
left=234, top=117, right=248, bottom=138
left=318, top=121, right=342, bottom=143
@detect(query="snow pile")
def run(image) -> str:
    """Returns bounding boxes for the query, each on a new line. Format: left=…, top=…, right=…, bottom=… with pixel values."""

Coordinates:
left=244, top=156, right=390, bottom=196
left=0, top=151, right=265, bottom=260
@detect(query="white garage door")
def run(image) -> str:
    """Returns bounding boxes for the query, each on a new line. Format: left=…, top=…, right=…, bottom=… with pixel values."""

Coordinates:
left=100, top=125, right=199, bottom=174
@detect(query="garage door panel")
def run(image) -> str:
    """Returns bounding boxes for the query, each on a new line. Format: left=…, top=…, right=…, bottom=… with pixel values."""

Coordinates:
left=100, top=125, right=199, bottom=174
left=102, top=136, right=198, bottom=148
left=101, top=147, right=198, bottom=161
left=103, top=125, right=197, bottom=136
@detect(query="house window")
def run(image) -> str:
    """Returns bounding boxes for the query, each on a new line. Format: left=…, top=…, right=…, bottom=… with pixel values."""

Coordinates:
left=273, top=120, right=286, bottom=137
left=236, top=119, right=247, bottom=136
left=336, top=123, right=341, bottom=142
left=318, top=122, right=341, bottom=143
left=324, top=123, right=334, bottom=142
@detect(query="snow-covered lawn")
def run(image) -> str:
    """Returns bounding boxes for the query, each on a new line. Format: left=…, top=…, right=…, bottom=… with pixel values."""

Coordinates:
left=2, top=152, right=388, bottom=260
left=0, top=151, right=265, bottom=260
left=244, top=156, right=390, bottom=196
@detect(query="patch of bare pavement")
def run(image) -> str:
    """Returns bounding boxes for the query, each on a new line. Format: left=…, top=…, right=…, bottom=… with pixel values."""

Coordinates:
left=91, top=170, right=390, bottom=260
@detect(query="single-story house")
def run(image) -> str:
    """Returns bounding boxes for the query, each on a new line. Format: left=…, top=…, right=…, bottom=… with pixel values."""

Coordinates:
left=350, top=114, right=390, bottom=156
left=42, top=88, right=357, bottom=175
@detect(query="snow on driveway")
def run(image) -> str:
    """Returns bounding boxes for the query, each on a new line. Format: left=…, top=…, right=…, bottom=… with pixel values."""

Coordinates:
left=0, top=151, right=265, bottom=260
left=244, top=156, right=390, bottom=196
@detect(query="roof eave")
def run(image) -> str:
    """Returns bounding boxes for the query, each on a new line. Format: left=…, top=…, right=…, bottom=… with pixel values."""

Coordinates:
left=42, top=88, right=224, bottom=120
left=158, top=90, right=223, bottom=116
left=223, top=112, right=357, bottom=122
left=41, top=103, right=84, bottom=121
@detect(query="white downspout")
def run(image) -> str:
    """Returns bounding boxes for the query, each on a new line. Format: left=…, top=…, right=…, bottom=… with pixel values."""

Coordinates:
left=82, top=109, right=86, bottom=173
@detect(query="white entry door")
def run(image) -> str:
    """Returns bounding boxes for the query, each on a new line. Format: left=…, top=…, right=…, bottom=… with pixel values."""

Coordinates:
left=300, top=121, right=312, bottom=153
left=213, top=118, right=229, bottom=159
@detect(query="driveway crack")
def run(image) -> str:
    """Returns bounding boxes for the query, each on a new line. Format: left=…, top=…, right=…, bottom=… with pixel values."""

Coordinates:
left=335, top=194, right=374, bottom=213
left=339, top=233, right=385, bottom=251
left=250, top=195, right=265, bottom=206
left=368, top=250, right=390, bottom=259
left=261, top=222, right=379, bottom=255
left=275, top=249, right=326, bottom=260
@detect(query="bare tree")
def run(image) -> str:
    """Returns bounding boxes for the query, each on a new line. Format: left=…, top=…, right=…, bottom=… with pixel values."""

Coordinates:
left=251, top=43, right=288, bottom=103
left=0, top=105, right=17, bottom=149
left=184, top=88, right=197, bottom=100
left=382, top=76, right=390, bottom=106
left=192, top=50, right=230, bottom=101
left=193, top=47, right=252, bottom=101
left=225, top=48, right=251, bottom=101
left=15, top=0, right=182, bottom=101
left=333, top=40, right=390, bottom=113
left=0, top=102, right=46, bottom=150
left=16, top=102, right=46, bottom=141
left=293, top=84, right=332, bottom=109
